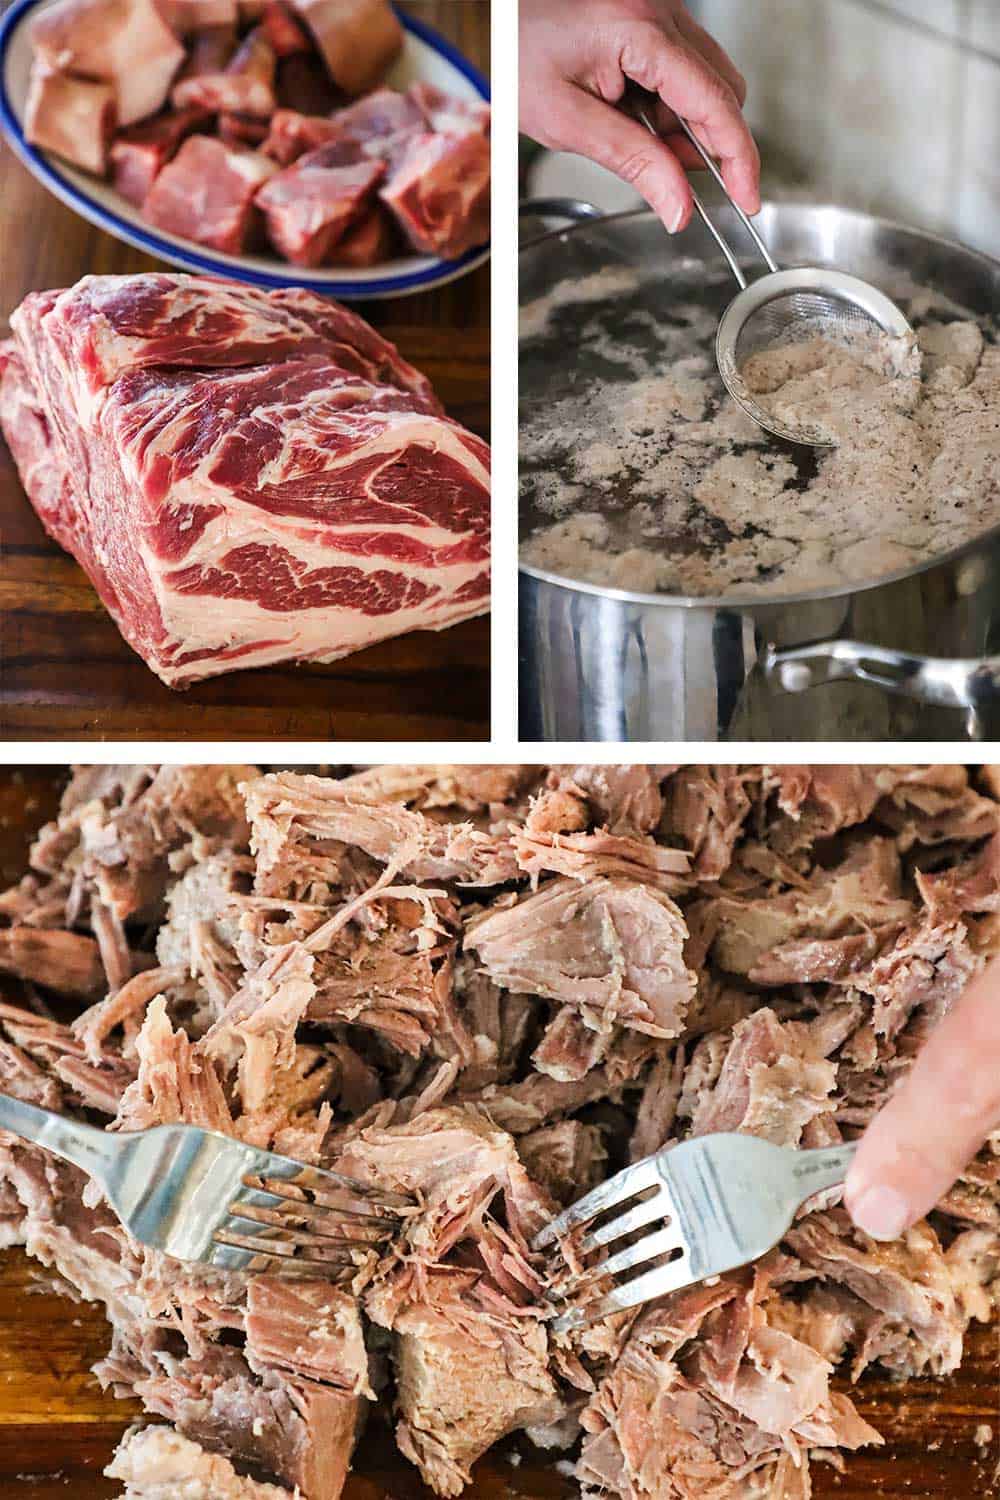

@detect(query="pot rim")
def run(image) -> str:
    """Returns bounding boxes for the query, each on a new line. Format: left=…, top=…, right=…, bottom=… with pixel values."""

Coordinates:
left=519, top=201, right=1000, bottom=611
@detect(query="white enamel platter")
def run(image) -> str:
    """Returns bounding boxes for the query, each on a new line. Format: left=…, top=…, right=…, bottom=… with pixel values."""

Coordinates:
left=0, top=0, right=490, bottom=298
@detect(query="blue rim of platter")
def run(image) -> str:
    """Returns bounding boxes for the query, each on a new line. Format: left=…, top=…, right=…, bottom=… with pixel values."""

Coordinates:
left=0, top=0, right=491, bottom=298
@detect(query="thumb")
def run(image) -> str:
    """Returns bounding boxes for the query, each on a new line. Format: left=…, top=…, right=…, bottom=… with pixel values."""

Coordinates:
left=546, top=81, right=694, bottom=233
left=844, top=955, right=1000, bottom=1241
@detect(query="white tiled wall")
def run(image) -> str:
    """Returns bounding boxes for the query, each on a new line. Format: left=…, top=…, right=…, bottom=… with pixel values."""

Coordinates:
left=967, top=0, right=1000, bottom=59
left=957, top=54, right=1000, bottom=251
left=690, top=0, right=830, bottom=166
left=877, top=0, right=963, bottom=34
left=690, top=0, right=1000, bottom=256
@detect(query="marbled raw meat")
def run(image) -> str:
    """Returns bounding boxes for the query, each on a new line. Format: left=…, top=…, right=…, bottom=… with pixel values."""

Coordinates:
left=0, top=275, right=490, bottom=686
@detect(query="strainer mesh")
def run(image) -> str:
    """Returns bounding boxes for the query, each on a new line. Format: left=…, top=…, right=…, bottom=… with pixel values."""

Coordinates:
left=731, top=288, right=884, bottom=368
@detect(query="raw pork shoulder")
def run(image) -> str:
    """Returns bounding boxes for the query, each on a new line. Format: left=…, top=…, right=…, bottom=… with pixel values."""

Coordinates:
left=0, top=274, right=489, bottom=687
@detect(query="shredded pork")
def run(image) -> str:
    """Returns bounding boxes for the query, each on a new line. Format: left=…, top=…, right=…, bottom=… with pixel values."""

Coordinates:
left=0, top=763, right=997, bottom=1499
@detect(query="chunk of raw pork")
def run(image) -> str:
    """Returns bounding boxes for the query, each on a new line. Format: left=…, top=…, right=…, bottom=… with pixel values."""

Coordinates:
left=219, top=112, right=271, bottom=147
left=263, top=89, right=421, bottom=169
left=261, top=0, right=311, bottom=55
left=263, top=108, right=341, bottom=165
left=170, top=22, right=238, bottom=93
left=24, top=68, right=116, bottom=175
left=255, top=145, right=384, bottom=265
left=291, top=0, right=402, bottom=95
left=0, top=274, right=490, bottom=687
left=109, top=106, right=210, bottom=205
left=382, top=130, right=490, bottom=259
left=143, top=136, right=278, bottom=253
left=410, top=81, right=490, bottom=137
left=328, top=205, right=396, bottom=266
left=30, top=0, right=185, bottom=125
left=172, top=27, right=276, bottom=116
left=158, top=0, right=238, bottom=32
left=328, top=86, right=424, bottom=164
left=275, top=50, right=341, bottom=113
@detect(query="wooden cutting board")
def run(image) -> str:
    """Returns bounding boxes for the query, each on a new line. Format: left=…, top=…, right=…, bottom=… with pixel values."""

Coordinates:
left=0, top=1, right=490, bottom=742
left=0, top=766, right=997, bottom=1497
left=1, top=1258, right=996, bottom=1500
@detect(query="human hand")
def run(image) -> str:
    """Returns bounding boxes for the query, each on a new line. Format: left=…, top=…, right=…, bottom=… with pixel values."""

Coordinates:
left=519, top=0, right=760, bottom=234
left=845, top=957, right=1000, bottom=1240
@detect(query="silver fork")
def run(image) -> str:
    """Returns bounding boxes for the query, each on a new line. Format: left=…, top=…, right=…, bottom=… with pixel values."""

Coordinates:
left=0, top=1091, right=410, bottom=1278
left=534, top=1133, right=857, bottom=1331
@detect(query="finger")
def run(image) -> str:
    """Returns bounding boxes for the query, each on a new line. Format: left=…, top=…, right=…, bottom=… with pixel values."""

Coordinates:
left=664, top=131, right=706, bottom=172
left=620, top=25, right=760, bottom=214
left=637, top=99, right=708, bottom=170
left=845, top=958, right=1000, bottom=1241
left=545, top=80, right=694, bottom=232
left=675, top=9, right=748, bottom=106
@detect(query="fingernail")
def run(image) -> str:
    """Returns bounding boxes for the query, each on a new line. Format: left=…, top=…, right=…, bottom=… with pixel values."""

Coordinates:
left=850, top=1185, right=910, bottom=1242
left=668, top=203, right=685, bottom=235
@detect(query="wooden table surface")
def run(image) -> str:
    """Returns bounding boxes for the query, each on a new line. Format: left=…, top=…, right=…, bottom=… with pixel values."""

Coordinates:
left=0, top=1, right=490, bottom=743
left=0, top=766, right=997, bottom=1499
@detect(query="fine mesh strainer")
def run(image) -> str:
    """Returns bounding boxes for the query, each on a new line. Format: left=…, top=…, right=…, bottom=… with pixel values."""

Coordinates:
left=636, top=108, right=914, bottom=446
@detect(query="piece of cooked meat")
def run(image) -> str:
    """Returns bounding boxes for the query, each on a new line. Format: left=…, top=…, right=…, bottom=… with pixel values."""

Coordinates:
left=107, top=1424, right=296, bottom=1497
left=465, top=874, right=697, bottom=1038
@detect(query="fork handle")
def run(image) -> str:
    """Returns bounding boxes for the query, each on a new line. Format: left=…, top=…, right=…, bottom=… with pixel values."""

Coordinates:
left=0, top=1091, right=116, bottom=1186
left=789, top=1142, right=858, bottom=1202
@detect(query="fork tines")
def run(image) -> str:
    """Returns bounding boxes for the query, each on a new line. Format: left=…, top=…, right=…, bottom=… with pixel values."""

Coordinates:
left=231, top=1195, right=391, bottom=1239
left=253, top=1159, right=413, bottom=1212
left=533, top=1157, right=690, bottom=1332
left=533, top=1155, right=665, bottom=1249
left=209, top=1238, right=368, bottom=1280
left=242, top=1170, right=407, bottom=1222
left=213, top=1221, right=375, bottom=1264
left=209, top=1155, right=412, bottom=1278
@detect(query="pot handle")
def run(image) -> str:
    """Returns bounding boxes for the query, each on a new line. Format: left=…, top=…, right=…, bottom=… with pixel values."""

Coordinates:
left=764, top=638, right=1000, bottom=709
left=518, top=197, right=604, bottom=224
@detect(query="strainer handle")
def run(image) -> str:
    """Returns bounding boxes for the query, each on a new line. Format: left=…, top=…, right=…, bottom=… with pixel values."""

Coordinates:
left=687, top=186, right=748, bottom=289
left=634, top=107, right=775, bottom=290
left=765, top=639, right=1000, bottom=712
left=674, top=117, right=779, bottom=275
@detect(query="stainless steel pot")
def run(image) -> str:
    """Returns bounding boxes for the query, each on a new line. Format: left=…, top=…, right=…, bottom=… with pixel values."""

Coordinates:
left=518, top=203, right=1000, bottom=743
